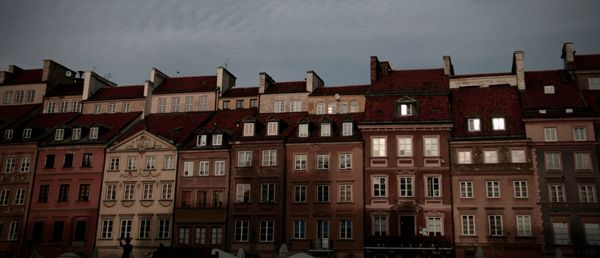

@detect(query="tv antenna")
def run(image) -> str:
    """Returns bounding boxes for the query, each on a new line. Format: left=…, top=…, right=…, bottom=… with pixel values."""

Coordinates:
left=224, top=58, right=229, bottom=68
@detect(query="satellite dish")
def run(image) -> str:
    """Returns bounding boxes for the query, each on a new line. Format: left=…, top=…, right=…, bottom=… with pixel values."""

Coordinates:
left=65, top=71, right=72, bottom=77
left=334, top=93, right=341, bottom=100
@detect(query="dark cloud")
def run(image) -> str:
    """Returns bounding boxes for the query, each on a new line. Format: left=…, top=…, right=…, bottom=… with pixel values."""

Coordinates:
left=1, top=0, right=599, bottom=86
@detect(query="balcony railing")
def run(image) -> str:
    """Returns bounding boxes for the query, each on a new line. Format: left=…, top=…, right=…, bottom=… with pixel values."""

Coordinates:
left=365, top=235, right=453, bottom=249
left=309, top=239, right=333, bottom=251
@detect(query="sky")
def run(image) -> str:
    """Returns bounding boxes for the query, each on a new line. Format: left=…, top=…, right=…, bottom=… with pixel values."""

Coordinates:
left=1, top=0, right=599, bottom=87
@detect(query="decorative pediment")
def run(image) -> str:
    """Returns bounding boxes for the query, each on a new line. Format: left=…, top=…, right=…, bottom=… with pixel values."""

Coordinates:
left=392, top=202, right=423, bottom=212
left=396, top=96, right=416, bottom=103
left=395, top=169, right=416, bottom=175
left=108, top=130, right=175, bottom=153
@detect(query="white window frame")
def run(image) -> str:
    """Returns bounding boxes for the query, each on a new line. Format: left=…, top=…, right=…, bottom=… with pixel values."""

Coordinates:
left=584, top=223, right=600, bottom=245
left=457, top=150, right=472, bottom=164
left=371, top=137, right=387, bottom=157
left=579, top=185, right=597, bottom=203
left=511, top=149, right=526, bottom=163
left=549, top=184, right=566, bottom=202
left=320, top=123, right=331, bottom=137
left=214, top=160, right=225, bottom=176
left=426, top=176, right=441, bottom=197
left=197, top=135, right=207, bottom=146
left=460, top=181, right=473, bottom=198
left=397, top=136, right=413, bottom=157
left=89, top=127, right=99, bottom=139
left=290, top=100, right=302, bottom=112
left=372, top=176, right=387, bottom=197
left=55, top=129, right=64, bottom=141
left=424, top=136, right=439, bottom=157
left=339, top=153, right=352, bottom=169
left=545, top=152, right=562, bottom=170
left=339, top=184, right=353, bottom=202
left=574, top=152, right=591, bottom=170
left=294, top=154, right=307, bottom=171
left=468, top=118, right=481, bottom=132
left=513, top=181, right=528, bottom=198
left=573, top=127, right=587, bottom=141
left=274, top=100, right=285, bottom=113
left=185, top=96, right=194, bottom=112
left=259, top=220, right=274, bottom=242
left=293, top=185, right=307, bottom=203
left=486, top=181, right=500, bottom=198
left=399, top=176, right=413, bottom=197
left=316, top=154, right=330, bottom=169
left=262, top=149, right=277, bottom=166
left=183, top=161, right=193, bottom=177
left=342, top=122, right=353, bottom=136
left=492, top=117, right=505, bottom=130
left=516, top=215, right=532, bottom=236
left=483, top=150, right=498, bottom=164
left=293, top=220, right=306, bottom=239
left=316, top=102, right=326, bottom=114
left=234, top=220, right=249, bottom=242
left=22, top=128, right=32, bottom=139
left=426, top=217, right=443, bottom=236
left=488, top=215, right=503, bottom=236
left=171, top=97, right=180, bottom=112
left=198, top=161, right=209, bottom=176
left=553, top=222, right=570, bottom=245
left=237, top=151, right=252, bottom=167
left=298, top=123, right=309, bottom=137
left=71, top=128, right=81, bottom=140
left=243, top=123, right=254, bottom=137
left=544, top=85, right=555, bottom=94
left=544, top=127, right=557, bottom=142
left=267, top=122, right=278, bottom=136
left=236, top=184, right=251, bottom=203
left=461, top=215, right=475, bottom=236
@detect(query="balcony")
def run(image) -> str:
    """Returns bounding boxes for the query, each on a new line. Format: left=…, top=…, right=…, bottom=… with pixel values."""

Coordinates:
left=365, top=235, right=453, bottom=250
left=309, top=239, right=333, bottom=251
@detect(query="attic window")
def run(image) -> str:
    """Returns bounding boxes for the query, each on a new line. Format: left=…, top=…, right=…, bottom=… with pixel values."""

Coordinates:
left=55, top=129, right=64, bottom=141
left=467, top=118, right=481, bottom=132
left=320, top=122, right=331, bottom=137
left=492, top=117, right=505, bottom=131
left=267, top=122, right=279, bottom=136
left=197, top=135, right=207, bottom=146
left=588, top=78, right=600, bottom=90
left=212, top=134, right=223, bottom=146
left=565, top=109, right=573, bottom=113
left=4, top=129, right=13, bottom=140
left=298, top=123, right=309, bottom=137
left=243, top=123, right=254, bottom=137
left=544, top=85, right=555, bottom=94
left=22, top=128, right=32, bottom=139
left=89, top=127, right=99, bottom=140
left=342, top=122, right=353, bottom=136
left=72, top=128, right=81, bottom=140
left=539, top=109, right=547, bottom=114
left=395, top=97, right=417, bottom=117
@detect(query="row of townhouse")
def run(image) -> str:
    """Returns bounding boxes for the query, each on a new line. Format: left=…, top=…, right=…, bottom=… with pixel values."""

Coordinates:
left=0, top=42, right=599, bottom=258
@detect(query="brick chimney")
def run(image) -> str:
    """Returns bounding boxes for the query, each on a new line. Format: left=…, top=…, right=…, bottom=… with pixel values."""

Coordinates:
left=370, top=56, right=380, bottom=83
left=561, top=42, right=575, bottom=70
left=512, top=51, right=525, bottom=90
left=217, top=66, right=236, bottom=96
left=150, top=67, right=169, bottom=85
left=8, top=65, right=23, bottom=74
left=82, top=71, right=116, bottom=100
left=443, top=56, right=454, bottom=76
left=306, top=70, right=324, bottom=93
left=259, top=72, right=274, bottom=94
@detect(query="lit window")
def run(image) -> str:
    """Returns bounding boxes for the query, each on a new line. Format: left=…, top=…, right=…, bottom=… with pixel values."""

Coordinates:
left=460, top=181, right=473, bottom=198
left=327, top=102, right=336, bottom=114
left=573, top=127, right=587, bottom=141
left=236, top=184, right=251, bottom=203
left=426, top=217, right=443, bottom=236
left=468, top=118, right=480, bottom=132
left=349, top=101, right=359, bottom=113
left=214, top=160, right=225, bottom=176
left=397, top=137, right=412, bottom=157
left=212, top=134, right=222, bottom=146
left=511, top=149, right=526, bottom=163
left=183, top=161, right=193, bottom=176
left=492, top=117, right=505, bottom=130
left=197, top=135, right=207, bottom=146
left=457, top=150, right=472, bottom=164
left=486, top=181, right=500, bottom=198
left=243, top=123, right=254, bottom=137
left=371, top=137, right=387, bottom=157
left=544, top=128, right=557, bottom=142
left=424, top=137, right=439, bottom=157
left=298, top=123, right=309, bottom=137
left=267, top=122, right=278, bottom=136
left=544, top=85, right=555, bottom=94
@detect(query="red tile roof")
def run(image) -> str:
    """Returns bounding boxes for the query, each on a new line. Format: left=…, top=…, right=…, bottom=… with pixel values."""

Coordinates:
left=1, top=112, right=79, bottom=143
left=310, top=85, right=369, bottom=96
left=88, top=85, right=145, bottom=100
left=0, top=104, right=41, bottom=125
left=571, top=54, right=600, bottom=70
left=126, top=112, right=213, bottom=144
left=0, top=69, right=43, bottom=86
left=363, top=94, right=451, bottom=123
left=232, top=112, right=307, bottom=140
left=264, top=81, right=307, bottom=94
left=65, top=112, right=142, bottom=142
left=582, top=90, right=600, bottom=114
left=368, top=69, right=449, bottom=93
left=222, top=87, right=259, bottom=98
left=451, top=85, right=525, bottom=138
left=182, top=109, right=257, bottom=148
left=287, top=113, right=364, bottom=143
left=153, top=76, right=217, bottom=94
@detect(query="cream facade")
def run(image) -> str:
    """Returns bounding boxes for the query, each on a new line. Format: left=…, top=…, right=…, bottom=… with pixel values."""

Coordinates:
left=82, top=99, right=146, bottom=115
left=150, top=92, right=217, bottom=113
left=307, top=95, right=365, bottom=115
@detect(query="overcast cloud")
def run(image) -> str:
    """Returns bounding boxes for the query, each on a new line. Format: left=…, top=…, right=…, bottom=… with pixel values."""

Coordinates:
left=1, top=0, right=599, bottom=86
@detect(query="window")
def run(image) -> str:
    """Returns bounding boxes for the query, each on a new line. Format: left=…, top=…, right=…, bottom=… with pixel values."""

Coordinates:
left=212, top=134, right=222, bottom=146
left=47, top=101, right=55, bottom=113
left=573, top=127, right=587, bottom=141
left=486, top=181, right=500, bottom=198
left=349, top=101, right=359, bottom=113
left=122, top=102, right=130, bottom=112
left=262, top=150, right=277, bottom=166
left=371, top=137, right=387, bottom=157
left=426, top=176, right=441, bottom=197
left=584, top=223, right=600, bottom=245
left=575, top=152, right=591, bottom=170
left=243, top=123, right=254, bottom=137
left=142, top=184, right=154, bottom=200
left=249, top=99, right=258, bottom=108
left=294, top=154, right=307, bottom=171
left=579, top=185, right=596, bottom=203
left=545, top=152, right=562, bottom=170
left=461, top=215, right=475, bottom=235
left=260, top=183, right=275, bottom=203
left=294, top=185, right=306, bottom=203
left=71, top=128, right=81, bottom=140
left=3, top=91, right=12, bottom=104
left=317, top=220, right=329, bottom=241
left=259, top=220, right=274, bottom=242
left=171, top=97, right=180, bottom=112
left=235, top=99, right=244, bottom=109
left=197, top=191, right=207, bottom=207
left=492, top=117, right=505, bottom=130
left=234, top=220, right=249, bottom=242
left=213, top=191, right=224, bottom=207
left=373, top=216, right=387, bottom=236
left=339, top=153, right=352, bottom=169
left=398, top=103, right=413, bottom=116
left=8, top=221, right=20, bottom=240
left=25, top=90, right=35, bottom=103
left=4, top=158, right=15, bottom=173
left=316, top=102, right=326, bottom=114
left=316, top=184, right=329, bottom=202
left=238, top=151, right=252, bottom=167
left=327, top=102, right=336, bottom=114
left=139, top=219, right=151, bottom=239
left=544, top=127, right=557, bottom=142
left=513, top=181, right=528, bottom=198
left=119, top=219, right=132, bottom=239
left=93, top=104, right=101, bottom=114
left=123, top=184, right=135, bottom=200
left=105, top=184, right=116, bottom=201
left=194, top=227, right=205, bottom=244
left=89, top=127, right=99, bottom=139
left=460, top=181, right=473, bottom=198
left=143, top=156, right=155, bottom=170
left=45, top=154, right=55, bottom=168
left=424, top=137, right=439, bottom=157
left=82, top=153, right=93, bottom=167
left=298, top=123, right=309, bottom=137
left=51, top=221, right=65, bottom=241
left=62, top=154, right=73, bottom=168
left=342, top=122, right=353, bottom=136
left=100, top=219, right=113, bottom=239
left=58, top=184, right=69, bottom=202
left=457, top=150, right=472, bottom=164
left=211, top=227, right=223, bottom=244
left=199, top=96, right=208, bottom=111
left=197, top=135, right=207, bottom=146
left=373, top=176, right=387, bottom=197
left=515, top=215, right=532, bottom=237
left=185, top=96, right=194, bottom=111
left=589, top=78, right=600, bottom=89
left=4, top=129, right=13, bottom=140
left=483, top=150, right=498, bottom=164
left=158, top=97, right=166, bottom=113
left=157, top=219, right=170, bottom=239
left=199, top=161, right=209, bottom=176
left=290, top=100, right=302, bottom=112
left=339, top=102, right=348, bottom=114
left=488, top=215, right=503, bottom=236
left=0, top=190, right=9, bottom=205
left=549, top=185, right=566, bottom=202
left=19, top=156, right=31, bottom=172
left=126, top=157, right=137, bottom=170
left=468, top=118, right=481, bottom=132
left=267, top=122, right=278, bottom=136
left=399, top=177, right=413, bottom=197
left=316, top=154, right=330, bottom=169
left=108, top=103, right=116, bottom=113
left=161, top=183, right=172, bottom=200
left=553, top=222, right=569, bottom=245
left=340, top=220, right=352, bottom=239
left=22, top=128, right=32, bottom=139
left=511, top=149, right=526, bottom=163
left=544, top=85, right=555, bottom=94
left=55, top=129, right=64, bottom=141
left=78, top=184, right=90, bottom=201
left=339, top=184, right=353, bottom=202
left=320, top=122, right=331, bottom=137
left=72, top=100, right=81, bottom=112
left=214, top=160, right=225, bottom=176
left=38, top=185, right=49, bottom=202
left=178, top=227, right=189, bottom=244
left=294, top=220, right=306, bottom=239
left=426, top=217, right=443, bottom=236
left=164, top=155, right=174, bottom=169
left=183, top=161, right=193, bottom=176
left=14, top=91, right=24, bottom=104
left=397, top=137, right=413, bottom=157
left=236, top=184, right=251, bottom=203
left=274, top=100, right=285, bottom=113
left=14, top=189, right=25, bottom=205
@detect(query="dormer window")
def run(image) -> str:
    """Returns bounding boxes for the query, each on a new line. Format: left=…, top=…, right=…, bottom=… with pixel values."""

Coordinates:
left=22, top=128, right=32, bottom=139
left=197, top=135, right=207, bottom=146
left=298, top=123, right=309, bottom=137
left=544, top=85, right=555, bottom=94
left=72, top=128, right=81, bottom=140
left=243, top=123, right=255, bottom=137
left=4, top=129, right=13, bottom=140
left=320, top=123, right=331, bottom=137
left=492, top=117, right=505, bottom=131
left=267, top=122, right=279, bottom=136
left=342, top=122, right=353, bottom=136
left=395, top=97, right=416, bottom=117
left=467, top=118, right=481, bottom=132
left=89, top=127, right=99, bottom=140
left=212, top=134, right=222, bottom=146
left=55, top=129, right=64, bottom=141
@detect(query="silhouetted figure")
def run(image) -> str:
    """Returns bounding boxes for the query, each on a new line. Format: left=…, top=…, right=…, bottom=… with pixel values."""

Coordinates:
left=119, top=237, right=133, bottom=258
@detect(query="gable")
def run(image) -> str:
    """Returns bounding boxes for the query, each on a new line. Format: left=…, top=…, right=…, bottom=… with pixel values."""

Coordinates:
left=108, top=130, right=175, bottom=152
